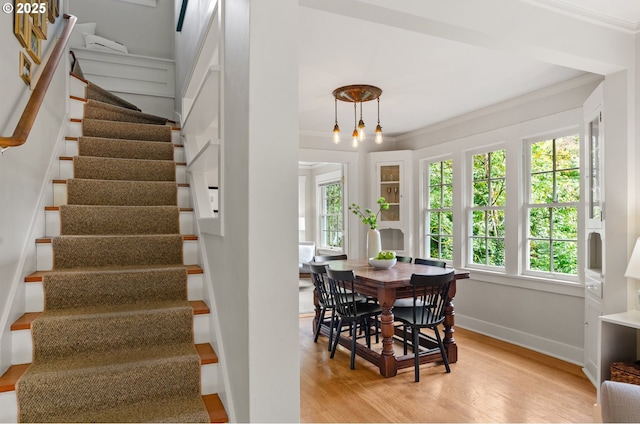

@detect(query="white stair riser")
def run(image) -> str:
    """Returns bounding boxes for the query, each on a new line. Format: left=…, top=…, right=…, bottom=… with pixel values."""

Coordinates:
left=36, top=240, right=199, bottom=272
left=66, top=121, right=181, bottom=144
left=44, top=209, right=194, bottom=237
left=0, top=391, right=17, bottom=423
left=59, top=159, right=186, bottom=184
left=0, top=361, right=217, bottom=423
left=201, top=363, right=219, bottom=395
left=53, top=183, right=192, bottom=208
left=63, top=140, right=184, bottom=162
left=12, top=312, right=210, bottom=365
left=25, top=273, right=204, bottom=313
left=70, top=98, right=84, bottom=119
left=69, top=76, right=86, bottom=98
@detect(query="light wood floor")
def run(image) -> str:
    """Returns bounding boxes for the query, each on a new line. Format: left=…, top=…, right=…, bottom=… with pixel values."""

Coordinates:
left=299, top=315, right=597, bottom=423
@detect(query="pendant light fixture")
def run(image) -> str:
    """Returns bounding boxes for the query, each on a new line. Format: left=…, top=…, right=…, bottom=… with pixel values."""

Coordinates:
left=331, top=84, right=383, bottom=147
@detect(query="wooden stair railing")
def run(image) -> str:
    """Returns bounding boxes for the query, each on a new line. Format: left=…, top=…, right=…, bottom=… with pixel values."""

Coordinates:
left=0, top=14, right=77, bottom=150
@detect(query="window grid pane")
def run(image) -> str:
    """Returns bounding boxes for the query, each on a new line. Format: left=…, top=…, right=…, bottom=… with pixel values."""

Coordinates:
left=470, top=150, right=506, bottom=267
left=320, top=182, right=343, bottom=249
left=527, top=135, right=579, bottom=275
left=425, top=159, right=453, bottom=260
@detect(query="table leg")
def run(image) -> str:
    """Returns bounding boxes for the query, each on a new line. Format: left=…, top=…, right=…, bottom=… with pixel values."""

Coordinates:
left=377, top=287, right=397, bottom=377
left=443, top=280, right=457, bottom=363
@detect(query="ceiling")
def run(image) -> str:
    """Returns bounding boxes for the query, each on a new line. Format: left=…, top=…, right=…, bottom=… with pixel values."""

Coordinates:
left=297, top=0, right=640, bottom=141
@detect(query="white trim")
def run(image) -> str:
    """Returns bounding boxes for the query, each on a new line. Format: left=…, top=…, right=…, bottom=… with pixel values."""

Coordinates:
left=521, top=0, right=640, bottom=34
left=110, top=0, right=157, bottom=7
left=456, top=314, right=584, bottom=365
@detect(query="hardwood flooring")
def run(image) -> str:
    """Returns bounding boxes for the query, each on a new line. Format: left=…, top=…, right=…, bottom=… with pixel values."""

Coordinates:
left=299, top=315, right=596, bottom=423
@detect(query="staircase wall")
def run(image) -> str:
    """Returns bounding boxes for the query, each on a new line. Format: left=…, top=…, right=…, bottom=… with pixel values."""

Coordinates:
left=0, top=18, right=69, bottom=375
left=177, top=0, right=300, bottom=421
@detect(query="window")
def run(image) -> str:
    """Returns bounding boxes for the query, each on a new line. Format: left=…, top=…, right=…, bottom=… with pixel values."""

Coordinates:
left=425, top=159, right=453, bottom=260
left=319, top=181, right=343, bottom=249
left=526, top=135, right=580, bottom=275
left=470, top=149, right=506, bottom=267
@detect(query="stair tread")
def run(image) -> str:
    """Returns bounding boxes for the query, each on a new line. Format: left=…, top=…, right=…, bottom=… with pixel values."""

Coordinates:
left=45, top=205, right=194, bottom=212
left=25, top=264, right=203, bottom=282
left=0, top=343, right=216, bottom=391
left=11, top=300, right=209, bottom=330
left=36, top=234, right=198, bottom=242
left=203, top=393, right=229, bottom=423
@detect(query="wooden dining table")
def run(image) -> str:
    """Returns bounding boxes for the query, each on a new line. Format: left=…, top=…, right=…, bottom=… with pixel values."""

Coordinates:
left=312, top=258, right=470, bottom=378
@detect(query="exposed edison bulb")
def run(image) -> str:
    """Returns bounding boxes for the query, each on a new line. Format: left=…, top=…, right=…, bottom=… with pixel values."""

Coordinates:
left=333, top=123, right=341, bottom=144
left=351, top=128, right=359, bottom=148
left=357, top=119, right=366, bottom=142
left=375, top=124, right=383, bottom=144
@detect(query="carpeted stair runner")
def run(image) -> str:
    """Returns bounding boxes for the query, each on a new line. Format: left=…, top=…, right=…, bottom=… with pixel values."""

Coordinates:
left=83, top=119, right=173, bottom=142
left=67, top=179, right=178, bottom=206
left=78, top=136, right=175, bottom=160
left=15, top=83, right=211, bottom=422
left=86, top=82, right=140, bottom=111
left=60, top=205, right=180, bottom=235
left=84, top=99, right=168, bottom=125
left=73, top=156, right=176, bottom=181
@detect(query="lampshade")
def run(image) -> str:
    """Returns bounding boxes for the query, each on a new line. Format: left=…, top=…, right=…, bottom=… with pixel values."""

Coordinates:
left=331, top=84, right=383, bottom=147
left=624, top=237, right=640, bottom=279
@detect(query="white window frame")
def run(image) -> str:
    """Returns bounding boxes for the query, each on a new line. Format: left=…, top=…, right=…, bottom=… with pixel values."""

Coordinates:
left=316, top=170, right=344, bottom=252
left=423, top=157, right=454, bottom=263
left=523, top=130, right=581, bottom=282
left=466, top=145, right=507, bottom=271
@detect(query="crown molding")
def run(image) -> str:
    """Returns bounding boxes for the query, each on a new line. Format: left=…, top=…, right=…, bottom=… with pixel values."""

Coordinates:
left=522, top=0, right=640, bottom=34
left=112, top=0, right=157, bottom=7
left=395, top=73, right=603, bottom=142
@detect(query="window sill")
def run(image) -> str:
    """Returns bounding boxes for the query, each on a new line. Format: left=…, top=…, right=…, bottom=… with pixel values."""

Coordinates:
left=457, top=267, right=584, bottom=298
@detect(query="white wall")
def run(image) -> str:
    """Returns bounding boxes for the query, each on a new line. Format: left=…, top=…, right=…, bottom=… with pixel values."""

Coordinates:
left=0, top=10, right=68, bottom=374
left=67, top=0, right=174, bottom=59
left=185, top=0, right=300, bottom=421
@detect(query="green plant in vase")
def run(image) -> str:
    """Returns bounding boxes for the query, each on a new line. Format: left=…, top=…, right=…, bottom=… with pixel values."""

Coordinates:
left=349, top=197, right=390, bottom=259
left=348, top=197, right=390, bottom=229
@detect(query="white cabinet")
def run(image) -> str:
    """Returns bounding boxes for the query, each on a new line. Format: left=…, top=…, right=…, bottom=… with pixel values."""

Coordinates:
left=583, top=82, right=605, bottom=386
left=369, top=151, right=412, bottom=255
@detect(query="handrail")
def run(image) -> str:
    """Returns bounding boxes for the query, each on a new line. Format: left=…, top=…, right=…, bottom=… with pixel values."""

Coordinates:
left=0, top=14, right=77, bottom=149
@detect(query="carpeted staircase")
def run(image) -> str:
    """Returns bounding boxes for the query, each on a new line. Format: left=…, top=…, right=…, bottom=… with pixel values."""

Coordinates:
left=0, top=74, right=226, bottom=422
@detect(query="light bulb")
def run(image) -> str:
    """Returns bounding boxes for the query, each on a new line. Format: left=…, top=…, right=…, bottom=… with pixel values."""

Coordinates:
left=358, top=119, right=366, bottom=142
left=375, top=124, right=383, bottom=144
left=333, top=123, right=341, bottom=144
left=352, top=128, right=359, bottom=148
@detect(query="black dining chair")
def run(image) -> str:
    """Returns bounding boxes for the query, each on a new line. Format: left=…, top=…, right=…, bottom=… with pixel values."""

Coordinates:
left=414, top=257, right=446, bottom=268
left=326, top=268, right=382, bottom=370
left=393, top=269, right=455, bottom=382
left=396, top=256, right=412, bottom=263
left=309, top=263, right=368, bottom=351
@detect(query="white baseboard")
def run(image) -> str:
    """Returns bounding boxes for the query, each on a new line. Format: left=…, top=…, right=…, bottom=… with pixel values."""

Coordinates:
left=455, top=314, right=584, bottom=365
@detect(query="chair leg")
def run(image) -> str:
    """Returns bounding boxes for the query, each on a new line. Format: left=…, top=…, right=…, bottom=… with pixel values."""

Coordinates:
left=330, top=318, right=343, bottom=359
left=314, top=307, right=326, bottom=343
left=434, top=327, right=451, bottom=373
left=364, top=318, right=371, bottom=349
left=413, top=325, right=420, bottom=382
left=403, top=325, right=408, bottom=355
left=350, top=321, right=357, bottom=370
left=327, top=309, right=336, bottom=351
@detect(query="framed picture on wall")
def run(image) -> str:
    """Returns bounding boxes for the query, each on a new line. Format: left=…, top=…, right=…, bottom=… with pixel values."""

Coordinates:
left=27, top=24, right=41, bottom=64
left=47, top=0, right=56, bottom=23
left=32, top=1, right=48, bottom=40
left=14, top=1, right=30, bottom=47
left=20, top=51, right=32, bottom=86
